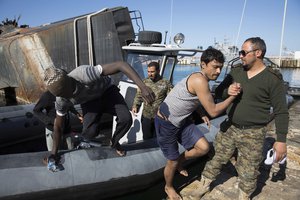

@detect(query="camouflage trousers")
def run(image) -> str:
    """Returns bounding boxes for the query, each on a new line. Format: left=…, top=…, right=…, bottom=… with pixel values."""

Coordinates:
left=202, top=125, right=266, bottom=195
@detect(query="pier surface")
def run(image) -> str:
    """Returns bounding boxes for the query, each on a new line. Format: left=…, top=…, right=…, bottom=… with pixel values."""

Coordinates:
left=180, top=99, right=300, bottom=200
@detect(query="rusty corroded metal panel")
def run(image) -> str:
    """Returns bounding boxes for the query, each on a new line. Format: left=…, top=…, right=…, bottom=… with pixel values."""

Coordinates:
left=0, top=7, right=135, bottom=104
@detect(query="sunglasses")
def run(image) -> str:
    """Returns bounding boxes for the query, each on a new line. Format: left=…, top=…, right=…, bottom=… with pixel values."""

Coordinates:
left=238, top=49, right=258, bottom=57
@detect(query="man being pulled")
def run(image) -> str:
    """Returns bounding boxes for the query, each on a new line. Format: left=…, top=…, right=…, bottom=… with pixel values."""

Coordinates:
left=156, top=48, right=241, bottom=200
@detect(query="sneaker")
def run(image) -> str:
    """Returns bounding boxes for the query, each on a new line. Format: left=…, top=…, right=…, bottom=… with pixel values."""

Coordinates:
left=76, top=141, right=91, bottom=149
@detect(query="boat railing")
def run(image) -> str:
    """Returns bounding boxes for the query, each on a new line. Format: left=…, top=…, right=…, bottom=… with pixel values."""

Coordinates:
left=224, top=56, right=281, bottom=76
left=129, top=10, right=145, bottom=37
left=127, top=42, right=166, bottom=48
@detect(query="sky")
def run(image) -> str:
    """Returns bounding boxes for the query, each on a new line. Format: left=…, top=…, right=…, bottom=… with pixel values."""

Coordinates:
left=1, top=0, right=299, bottom=56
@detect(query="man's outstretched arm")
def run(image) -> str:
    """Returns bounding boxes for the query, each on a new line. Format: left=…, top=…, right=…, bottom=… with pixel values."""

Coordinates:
left=101, top=61, right=155, bottom=104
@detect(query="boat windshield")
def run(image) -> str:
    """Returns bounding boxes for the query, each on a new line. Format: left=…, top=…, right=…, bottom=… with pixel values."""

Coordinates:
left=122, top=52, right=176, bottom=84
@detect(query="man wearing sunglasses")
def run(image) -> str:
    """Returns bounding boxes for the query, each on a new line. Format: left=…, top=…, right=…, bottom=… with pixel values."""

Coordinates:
left=194, top=37, right=289, bottom=199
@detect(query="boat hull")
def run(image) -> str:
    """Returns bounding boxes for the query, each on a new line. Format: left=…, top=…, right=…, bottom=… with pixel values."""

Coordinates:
left=0, top=116, right=226, bottom=200
left=0, top=145, right=165, bottom=200
left=0, top=104, right=83, bottom=154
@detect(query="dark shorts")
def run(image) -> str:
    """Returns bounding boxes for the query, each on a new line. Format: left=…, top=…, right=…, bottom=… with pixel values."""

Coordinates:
left=154, top=115, right=204, bottom=160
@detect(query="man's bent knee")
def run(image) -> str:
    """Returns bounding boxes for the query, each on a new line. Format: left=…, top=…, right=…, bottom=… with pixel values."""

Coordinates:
left=195, top=137, right=210, bottom=155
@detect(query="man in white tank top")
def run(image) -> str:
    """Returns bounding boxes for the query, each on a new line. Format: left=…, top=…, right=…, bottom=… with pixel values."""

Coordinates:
left=155, top=48, right=241, bottom=200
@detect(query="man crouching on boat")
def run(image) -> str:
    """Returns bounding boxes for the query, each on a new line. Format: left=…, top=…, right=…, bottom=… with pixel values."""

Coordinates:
left=154, top=48, right=241, bottom=200
left=43, top=61, right=155, bottom=172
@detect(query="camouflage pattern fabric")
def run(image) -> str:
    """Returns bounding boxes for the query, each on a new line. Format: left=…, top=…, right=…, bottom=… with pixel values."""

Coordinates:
left=202, top=125, right=266, bottom=195
left=133, top=76, right=172, bottom=119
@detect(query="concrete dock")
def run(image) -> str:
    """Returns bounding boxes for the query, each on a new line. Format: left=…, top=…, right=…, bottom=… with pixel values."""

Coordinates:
left=180, top=99, right=300, bottom=200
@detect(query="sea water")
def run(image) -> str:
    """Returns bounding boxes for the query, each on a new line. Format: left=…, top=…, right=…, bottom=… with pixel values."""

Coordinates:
left=172, top=65, right=300, bottom=87
left=280, top=68, right=300, bottom=87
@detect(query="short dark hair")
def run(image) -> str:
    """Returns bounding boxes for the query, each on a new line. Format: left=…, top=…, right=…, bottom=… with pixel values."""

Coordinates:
left=201, top=48, right=225, bottom=64
left=148, top=61, right=160, bottom=70
left=244, top=37, right=266, bottom=58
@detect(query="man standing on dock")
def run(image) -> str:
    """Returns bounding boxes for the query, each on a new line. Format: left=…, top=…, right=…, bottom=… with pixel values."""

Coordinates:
left=155, top=48, right=241, bottom=200
left=193, top=37, right=289, bottom=199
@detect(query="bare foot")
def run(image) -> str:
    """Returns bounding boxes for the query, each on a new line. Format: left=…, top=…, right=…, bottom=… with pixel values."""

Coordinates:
left=116, top=149, right=126, bottom=157
left=165, top=186, right=182, bottom=200
left=177, top=166, right=188, bottom=177
left=179, top=169, right=188, bottom=177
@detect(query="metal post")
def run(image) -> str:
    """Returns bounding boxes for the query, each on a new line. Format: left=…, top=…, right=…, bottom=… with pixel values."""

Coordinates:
left=279, top=0, right=288, bottom=67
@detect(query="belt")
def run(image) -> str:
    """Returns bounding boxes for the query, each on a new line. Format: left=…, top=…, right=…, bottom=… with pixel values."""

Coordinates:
left=232, top=122, right=264, bottom=129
